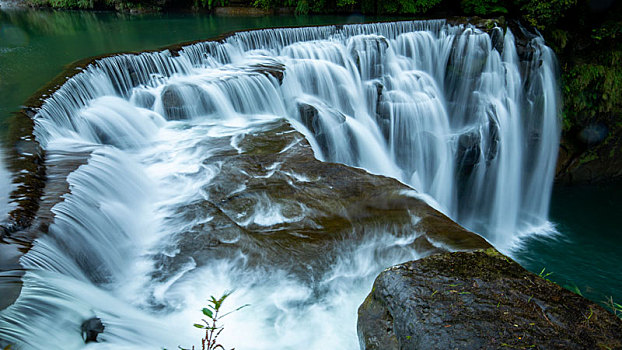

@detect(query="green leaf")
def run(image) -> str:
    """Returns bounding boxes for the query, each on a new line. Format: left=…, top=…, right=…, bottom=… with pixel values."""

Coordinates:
left=220, top=304, right=250, bottom=319
left=193, top=323, right=205, bottom=329
left=202, top=307, right=214, bottom=318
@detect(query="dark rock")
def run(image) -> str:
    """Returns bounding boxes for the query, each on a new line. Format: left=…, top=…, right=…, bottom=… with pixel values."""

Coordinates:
left=485, top=111, right=500, bottom=164
left=555, top=126, right=622, bottom=184
left=298, top=102, right=346, bottom=134
left=160, top=84, right=214, bottom=120
left=160, top=84, right=193, bottom=120
left=490, top=27, right=504, bottom=53
left=372, top=82, right=392, bottom=141
left=349, top=35, right=389, bottom=80
left=358, top=249, right=622, bottom=350
left=81, top=317, right=105, bottom=343
left=246, top=62, right=285, bottom=84
left=154, top=120, right=491, bottom=285
left=456, top=129, right=482, bottom=174
left=296, top=102, right=356, bottom=160
left=131, top=89, right=156, bottom=109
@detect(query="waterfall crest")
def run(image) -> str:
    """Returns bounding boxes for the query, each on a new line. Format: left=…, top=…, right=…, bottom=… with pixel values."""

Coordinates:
left=0, top=20, right=560, bottom=349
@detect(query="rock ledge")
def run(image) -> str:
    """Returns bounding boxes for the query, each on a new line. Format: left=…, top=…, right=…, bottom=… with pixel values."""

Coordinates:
left=358, top=249, right=622, bottom=350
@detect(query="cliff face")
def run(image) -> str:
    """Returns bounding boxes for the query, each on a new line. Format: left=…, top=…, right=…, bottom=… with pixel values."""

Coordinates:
left=550, top=1, right=622, bottom=184
left=556, top=131, right=622, bottom=184
left=358, top=249, right=622, bottom=350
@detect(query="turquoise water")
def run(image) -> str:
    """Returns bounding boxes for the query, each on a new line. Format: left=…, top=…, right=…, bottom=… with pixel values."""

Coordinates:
left=0, top=8, right=619, bottom=313
left=0, top=9, right=380, bottom=128
left=514, top=181, right=622, bottom=308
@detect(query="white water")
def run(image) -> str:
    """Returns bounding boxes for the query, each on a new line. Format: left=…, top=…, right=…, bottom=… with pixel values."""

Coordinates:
left=0, top=149, right=14, bottom=220
left=0, top=20, right=560, bottom=349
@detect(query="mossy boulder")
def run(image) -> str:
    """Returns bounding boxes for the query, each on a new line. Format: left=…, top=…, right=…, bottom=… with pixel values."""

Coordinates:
left=358, top=249, right=622, bottom=350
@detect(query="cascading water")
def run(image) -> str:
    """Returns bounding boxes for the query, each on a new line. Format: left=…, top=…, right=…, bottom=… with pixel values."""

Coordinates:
left=0, top=20, right=560, bottom=349
left=0, top=149, right=14, bottom=220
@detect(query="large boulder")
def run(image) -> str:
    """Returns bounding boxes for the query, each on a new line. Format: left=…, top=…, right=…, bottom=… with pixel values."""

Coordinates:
left=358, top=249, right=622, bottom=350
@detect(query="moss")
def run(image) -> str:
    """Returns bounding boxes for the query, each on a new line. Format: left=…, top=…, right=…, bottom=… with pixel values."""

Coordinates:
left=563, top=60, right=622, bottom=123
left=360, top=251, right=622, bottom=349
left=578, top=152, right=598, bottom=165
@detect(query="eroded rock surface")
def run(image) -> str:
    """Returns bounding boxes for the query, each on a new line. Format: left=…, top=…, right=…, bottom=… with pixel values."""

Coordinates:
left=358, top=249, right=622, bottom=350
left=153, top=119, right=491, bottom=283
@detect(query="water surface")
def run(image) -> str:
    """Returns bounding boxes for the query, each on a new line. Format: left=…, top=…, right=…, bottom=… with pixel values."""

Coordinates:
left=514, top=181, right=622, bottom=306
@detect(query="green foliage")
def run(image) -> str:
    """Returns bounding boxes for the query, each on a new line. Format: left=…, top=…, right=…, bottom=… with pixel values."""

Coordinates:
left=28, top=0, right=168, bottom=10
left=195, top=0, right=227, bottom=9
left=372, top=0, right=443, bottom=14
left=29, top=0, right=95, bottom=9
left=564, top=283, right=583, bottom=296
left=577, top=152, right=598, bottom=165
left=591, top=20, right=622, bottom=42
left=337, top=0, right=356, bottom=7
left=460, top=0, right=507, bottom=16
left=563, top=57, right=622, bottom=124
left=254, top=0, right=441, bottom=14
left=519, top=0, right=576, bottom=30
left=537, top=267, right=553, bottom=280
left=174, top=292, right=248, bottom=350
left=605, top=296, right=622, bottom=319
left=549, top=29, right=568, bottom=51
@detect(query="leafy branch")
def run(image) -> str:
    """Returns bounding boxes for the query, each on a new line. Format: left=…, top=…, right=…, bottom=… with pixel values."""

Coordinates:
left=177, top=292, right=249, bottom=350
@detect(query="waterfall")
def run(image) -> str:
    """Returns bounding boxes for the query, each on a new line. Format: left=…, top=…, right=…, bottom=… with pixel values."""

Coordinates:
left=0, top=20, right=560, bottom=349
left=0, top=149, right=14, bottom=220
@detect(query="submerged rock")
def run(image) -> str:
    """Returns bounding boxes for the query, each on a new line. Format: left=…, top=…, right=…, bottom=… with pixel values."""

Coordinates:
left=358, top=249, right=622, bottom=350
left=81, top=317, right=104, bottom=343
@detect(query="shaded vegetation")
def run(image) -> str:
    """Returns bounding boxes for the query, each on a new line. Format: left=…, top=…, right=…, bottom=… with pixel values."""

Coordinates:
left=550, top=0, right=622, bottom=183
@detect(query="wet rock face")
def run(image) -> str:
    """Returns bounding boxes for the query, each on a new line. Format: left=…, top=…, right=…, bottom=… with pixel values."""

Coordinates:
left=153, top=120, right=490, bottom=284
left=161, top=84, right=215, bottom=120
left=358, top=249, right=622, bottom=350
left=81, top=317, right=104, bottom=343
left=555, top=129, right=622, bottom=184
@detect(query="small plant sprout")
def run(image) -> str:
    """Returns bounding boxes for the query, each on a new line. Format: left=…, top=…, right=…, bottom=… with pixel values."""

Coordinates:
left=537, top=267, right=553, bottom=280
left=605, top=296, right=622, bottom=319
left=180, top=292, right=249, bottom=350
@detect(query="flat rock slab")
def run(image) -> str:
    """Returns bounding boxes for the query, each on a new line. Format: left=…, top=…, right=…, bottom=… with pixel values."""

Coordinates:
left=358, top=249, right=622, bottom=350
